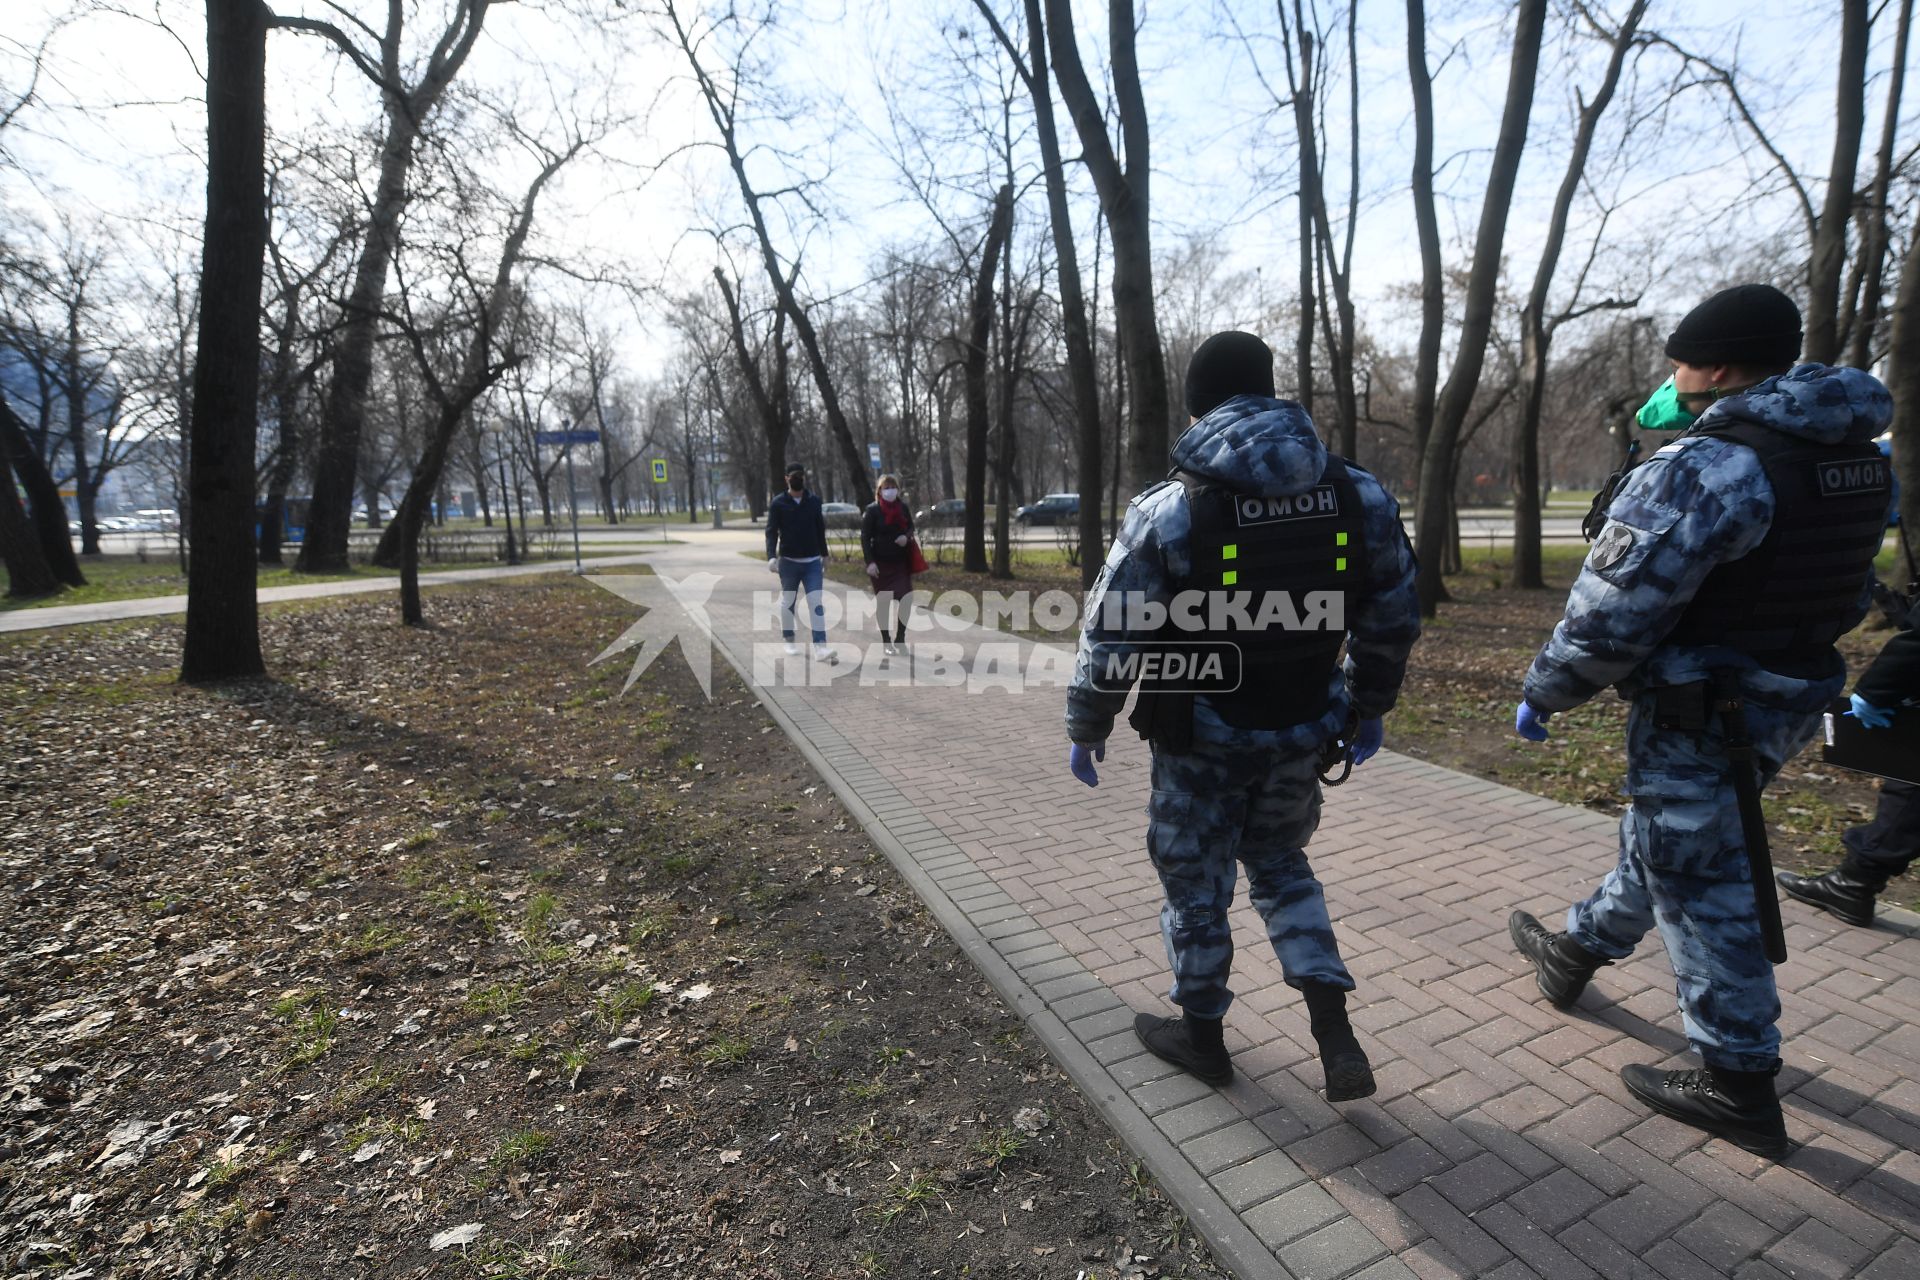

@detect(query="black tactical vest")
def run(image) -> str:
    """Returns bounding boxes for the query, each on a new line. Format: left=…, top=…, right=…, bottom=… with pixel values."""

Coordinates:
left=1663, top=421, right=1891, bottom=665
left=1170, top=460, right=1365, bottom=729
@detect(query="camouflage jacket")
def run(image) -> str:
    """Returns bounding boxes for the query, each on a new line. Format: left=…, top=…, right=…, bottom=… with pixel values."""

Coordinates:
left=1065, top=395, right=1421, bottom=750
left=1524, top=363, right=1893, bottom=716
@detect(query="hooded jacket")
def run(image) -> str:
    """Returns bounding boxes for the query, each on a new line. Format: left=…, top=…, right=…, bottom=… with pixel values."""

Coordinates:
left=1524, top=363, right=1894, bottom=716
left=1065, top=395, right=1420, bottom=750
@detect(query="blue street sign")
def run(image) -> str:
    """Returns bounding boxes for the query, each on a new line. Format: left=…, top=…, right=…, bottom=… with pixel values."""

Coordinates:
left=535, top=429, right=600, bottom=446
left=868, top=442, right=882, bottom=470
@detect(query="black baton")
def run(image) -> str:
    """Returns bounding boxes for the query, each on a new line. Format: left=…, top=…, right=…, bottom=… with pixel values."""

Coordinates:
left=1710, top=671, right=1787, bottom=965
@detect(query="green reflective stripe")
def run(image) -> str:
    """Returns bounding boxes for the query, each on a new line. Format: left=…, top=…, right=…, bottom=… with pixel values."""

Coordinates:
left=1222, top=570, right=1238, bottom=586
left=1336, top=531, right=1349, bottom=547
left=1222, top=543, right=1238, bottom=560
left=1335, top=557, right=1348, bottom=572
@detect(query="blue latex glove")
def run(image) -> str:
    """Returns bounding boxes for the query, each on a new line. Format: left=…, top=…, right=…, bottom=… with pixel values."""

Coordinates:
left=1350, top=718, right=1385, bottom=766
left=1069, top=742, right=1104, bottom=788
left=1848, top=693, right=1896, bottom=730
left=1515, top=701, right=1552, bottom=742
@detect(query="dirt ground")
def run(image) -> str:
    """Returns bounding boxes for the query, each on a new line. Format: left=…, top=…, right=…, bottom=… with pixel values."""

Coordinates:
left=0, top=580, right=1222, bottom=1279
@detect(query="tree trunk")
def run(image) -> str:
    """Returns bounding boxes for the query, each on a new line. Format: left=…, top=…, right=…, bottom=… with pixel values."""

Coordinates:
left=65, top=313, right=100, bottom=556
left=1046, top=0, right=1168, bottom=492
left=1406, top=0, right=1444, bottom=505
left=1845, top=0, right=1912, bottom=369
left=1008, top=0, right=1104, bottom=587
left=0, top=395, right=83, bottom=586
left=963, top=186, right=1013, bottom=574
left=182, top=0, right=267, bottom=683
left=1289, top=16, right=1317, bottom=412
left=714, top=267, right=791, bottom=507
left=1414, top=0, right=1547, bottom=616
left=1887, top=195, right=1920, bottom=582
left=1804, top=0, right=1870, bottom=365
left=0, top=430, right=58, bottom=597
left=1514, top=0, right=1646, bottom=590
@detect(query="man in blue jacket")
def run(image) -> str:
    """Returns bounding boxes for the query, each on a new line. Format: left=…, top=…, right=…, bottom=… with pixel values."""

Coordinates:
left=764, top=464, right=837, bottom=663
left=1511, top=285, right=1892, bottom=1156
left=1065, top=332, right=1420, bottom=1100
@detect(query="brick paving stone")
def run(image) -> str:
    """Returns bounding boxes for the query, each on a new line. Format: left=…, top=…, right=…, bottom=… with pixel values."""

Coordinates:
left=1669, top=1201, right=1775, bottom=1273
left=1393, top=1184, right=1511, bottom=1275
left=1181, top=1121, right=1275, bottom=1177
left=1287, top=1123, right=1385, bottom=1178
left=1348, top=1260, right=1420, bottom=1280
left=1857, top=1239, right=1920, bottom=1280
left=1555, top=1218, right=1657, bottom=1280
left=1152, top=1093, right=1244, bottom=1145
left=1429, top=1151, right=1527, bottom=1214
left=1761, top=1217, right=1876, bottom=1280
left=1399, top=1241, right=1478, bottom=1280
left=1356, top=1137, right=1451, bottom=1196
left=1322, top=1166, right=1428, bottom=1252
left=1277, top=1217, right=1391, bottom=1280
left=1504, top=1166, right=1607, bottom=1234
left=1210, top=1149, right=1309, bottom=1211
left=1474, top=1202, right=1599, bottom=1280
left=1242, top=1180, right=1345, bottom=1248
left=1641, top=1240, right=1728, bottom=1280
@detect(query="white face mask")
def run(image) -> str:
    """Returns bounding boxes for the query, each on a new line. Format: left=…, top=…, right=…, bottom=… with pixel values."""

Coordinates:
left=880, top=488, right=899, bottom=502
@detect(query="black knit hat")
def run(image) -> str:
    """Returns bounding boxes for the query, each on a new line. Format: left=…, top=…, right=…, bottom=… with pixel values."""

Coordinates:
left=1185, top=331, right=1276, bottom=419
left=1664, top=284, right=1802, bottom=370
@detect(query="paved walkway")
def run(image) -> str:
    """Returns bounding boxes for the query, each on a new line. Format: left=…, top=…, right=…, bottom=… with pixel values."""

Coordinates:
left=642, top=535, right=1920, bottom=1280
left=0, top=549, right=666, bottom=633
left=17, top=531, right=1920, bottom=1277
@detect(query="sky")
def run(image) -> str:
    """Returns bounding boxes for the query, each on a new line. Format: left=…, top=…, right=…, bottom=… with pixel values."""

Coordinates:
left=2, top=0, right=1907, bottom=378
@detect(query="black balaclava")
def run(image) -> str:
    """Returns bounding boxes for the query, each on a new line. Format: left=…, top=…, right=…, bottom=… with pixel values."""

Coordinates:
left=1185, top=330, right=1277, bottom=419
left=1664, top=284, right=1802, bottom=370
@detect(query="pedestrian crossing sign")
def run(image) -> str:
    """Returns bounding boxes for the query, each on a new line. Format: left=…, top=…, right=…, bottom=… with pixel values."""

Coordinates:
left=652, top=459, right=668, bottom=483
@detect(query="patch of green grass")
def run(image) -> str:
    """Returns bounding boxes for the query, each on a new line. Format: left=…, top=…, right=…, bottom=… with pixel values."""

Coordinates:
left=508, top=1037, right=545, bottom=1062
left=699, top=1034, right=750, bottom=1069
left=875, top=1044, right=908, bottom=1065
left=466, top=982, right=527, bottom=1017
left=592, top=982, right=655, bottom=1031
left=336, top=923, right=407, bottom=961
left=335, top=1063, right=403, bottom=1104
left=402, top=828, right=438, bottom=850
left=627, top=912, right=671, bottom=950
left=432, top=887, right=499, bottom=934
left=845, top=1073, right=888, bottom=1102
left=973, top=1126, right=1027, bottom=1168
left=271, top=994, right=339, bottom=1074
left=493, top=1129, right=554, bottom=1170
left=863, top=1171, right=941, bottom=1226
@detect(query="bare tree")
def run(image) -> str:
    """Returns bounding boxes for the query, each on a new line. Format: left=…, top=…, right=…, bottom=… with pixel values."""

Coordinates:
left=661, top=0, right=872, bottom=499
left=1512, top=0, right=1648, bottom=590
left=371, top=133, right=584, bottom=622
left=182, top=0, right=269, bottom=683
left=1405, top=0, right=1444, bottom=501
left=1843, top=0, right=1912, bottom=368
left=963, top=186, right=1012, bottom=573
left=1805, top=0, right=1870, bottom=364
left=974, top=0, right=1105, bottom=584
left=1045, top=0, right=1169, bottom=492
left=272, top=0, right=494, bottom=574
left=1413, top=0, right=1548, bottom=616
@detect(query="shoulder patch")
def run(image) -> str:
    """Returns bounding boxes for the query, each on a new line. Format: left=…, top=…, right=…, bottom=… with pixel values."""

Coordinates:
left=1590, top=523, right=1637, bottom=572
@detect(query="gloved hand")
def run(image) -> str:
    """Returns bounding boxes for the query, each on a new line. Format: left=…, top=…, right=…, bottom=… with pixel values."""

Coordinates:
left=766, top=557, right=778, bottom=574
left=1515, top=701, right=1552, bottom=742
left=1848, top=692, right=1896, bottom=729
left=866, top=562, right=879, bottom=577
left=1350, top=718, right=1384, bottom=766
left=1068, top=742, right=1104, bottom=788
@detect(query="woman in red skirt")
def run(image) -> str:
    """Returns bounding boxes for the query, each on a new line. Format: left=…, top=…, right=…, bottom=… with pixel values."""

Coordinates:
left=861, top=473, right=916, bottom=654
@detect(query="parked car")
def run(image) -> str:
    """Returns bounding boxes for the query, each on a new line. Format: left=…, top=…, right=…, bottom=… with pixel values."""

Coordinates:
left=1013, top=492, right=1079, bottom=527
left=915, top=498, right=968, bottom=527
left=821, top=501, right=862, bottom=530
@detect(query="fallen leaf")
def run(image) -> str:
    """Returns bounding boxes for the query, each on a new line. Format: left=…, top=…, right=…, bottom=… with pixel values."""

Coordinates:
left=428, top=1222, right=483, bottom=1251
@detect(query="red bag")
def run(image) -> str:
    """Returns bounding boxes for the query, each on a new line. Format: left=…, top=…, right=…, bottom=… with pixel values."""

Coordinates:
left=907, top=538, right=929, bottom=575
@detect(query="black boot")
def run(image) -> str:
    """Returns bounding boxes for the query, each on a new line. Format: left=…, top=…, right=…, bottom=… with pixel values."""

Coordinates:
left=1620, top=1063, right=1789, bottom=1157
left=1509, top=910, right=1609, bottom=1009
left=1301, top=981, right=1376, bottom=1102
left=1776, top=866, right=1880, bottom=927
left=1133, top=1011, right=1232, bottom=1085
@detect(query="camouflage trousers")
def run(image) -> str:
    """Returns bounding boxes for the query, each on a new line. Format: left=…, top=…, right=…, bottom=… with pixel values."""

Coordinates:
left=1145, top=738, right=1353, bottom=1020
left=1567, top=689, right=1822, bottom=1073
